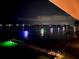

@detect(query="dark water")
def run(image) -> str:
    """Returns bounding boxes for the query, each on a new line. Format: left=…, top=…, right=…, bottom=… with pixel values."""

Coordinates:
left=0, top=25, right=79, bottom=59
left=0, top=25, right=74, bottom=50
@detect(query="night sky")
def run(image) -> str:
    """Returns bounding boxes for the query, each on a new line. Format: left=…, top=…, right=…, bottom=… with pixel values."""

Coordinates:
left=2, top=0, right=75, bottom=24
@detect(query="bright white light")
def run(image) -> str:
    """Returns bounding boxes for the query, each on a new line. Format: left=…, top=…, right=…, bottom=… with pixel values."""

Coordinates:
left=23, top=31, right=29, bottom=38
left=40, top=28, right=44, bottom=36
left=50, top=28, right=53, bottom=34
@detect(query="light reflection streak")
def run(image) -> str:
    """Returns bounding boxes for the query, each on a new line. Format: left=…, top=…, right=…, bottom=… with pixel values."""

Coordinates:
left=50, top=27, right=54, bottom=34
left=62, top=26, right=65, bottom=32
left=23, top=31, right=29, bottom=39
left=57, top=27, right=60, bottom=33
left=25, top=44, right=63, bottom=58
left=40, top=28, right=44, bottom=36
left=73, top=26, right=76, bottom=33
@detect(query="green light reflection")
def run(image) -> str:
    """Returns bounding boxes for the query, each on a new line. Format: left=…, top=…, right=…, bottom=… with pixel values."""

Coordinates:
left=0, top=41, right=18, bottom=47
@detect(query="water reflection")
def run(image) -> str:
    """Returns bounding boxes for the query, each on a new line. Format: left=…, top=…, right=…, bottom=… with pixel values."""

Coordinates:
left=0, top=24, right=79, bottom=45
left=40, top=28, right=45, bottom=37
left=23, top=31, right=29, bottom=39
left=57, top=27, right=60, bottom=33
left=73, top=26, right=76, bottom=33
left=0, top=24, right=79, bottom=58
left=0, top=24, right=77, bottom=39
left=50, top=27, right=53, bottom=34
left=62, top=26, right=65, bottom=32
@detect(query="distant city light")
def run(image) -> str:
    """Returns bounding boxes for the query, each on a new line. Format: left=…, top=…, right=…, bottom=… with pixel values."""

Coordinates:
left=0, top=24, right=2, bottom=26
left=23, top=31, right=29, bottom=38
left=8, top=24, right=13, bottom=26
left=40, top=28, right=44, bottom=36
left=21, top=24, right=25, bottom=27
left=16, top=24, right=19, bottom=26
left=5, top=24, right=12, bottom=27
left=0, top=24, right=2, bottom=30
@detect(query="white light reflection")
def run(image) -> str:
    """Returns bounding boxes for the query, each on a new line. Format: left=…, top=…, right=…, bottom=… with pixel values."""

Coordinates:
left=73, top=26, right=76, bottom=32
left=40, top=28, right=44, bottom=36
left=57, top=27, right=60, bottom=33
left=73, top=26, right=76, bottom=37
left=50, top=27, right=53, bottom=34
left=62, top=26, right=65, bottom=32
left=21, top=24, right=25, bottom=30
left=5, top=24, right=12, bottom=29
